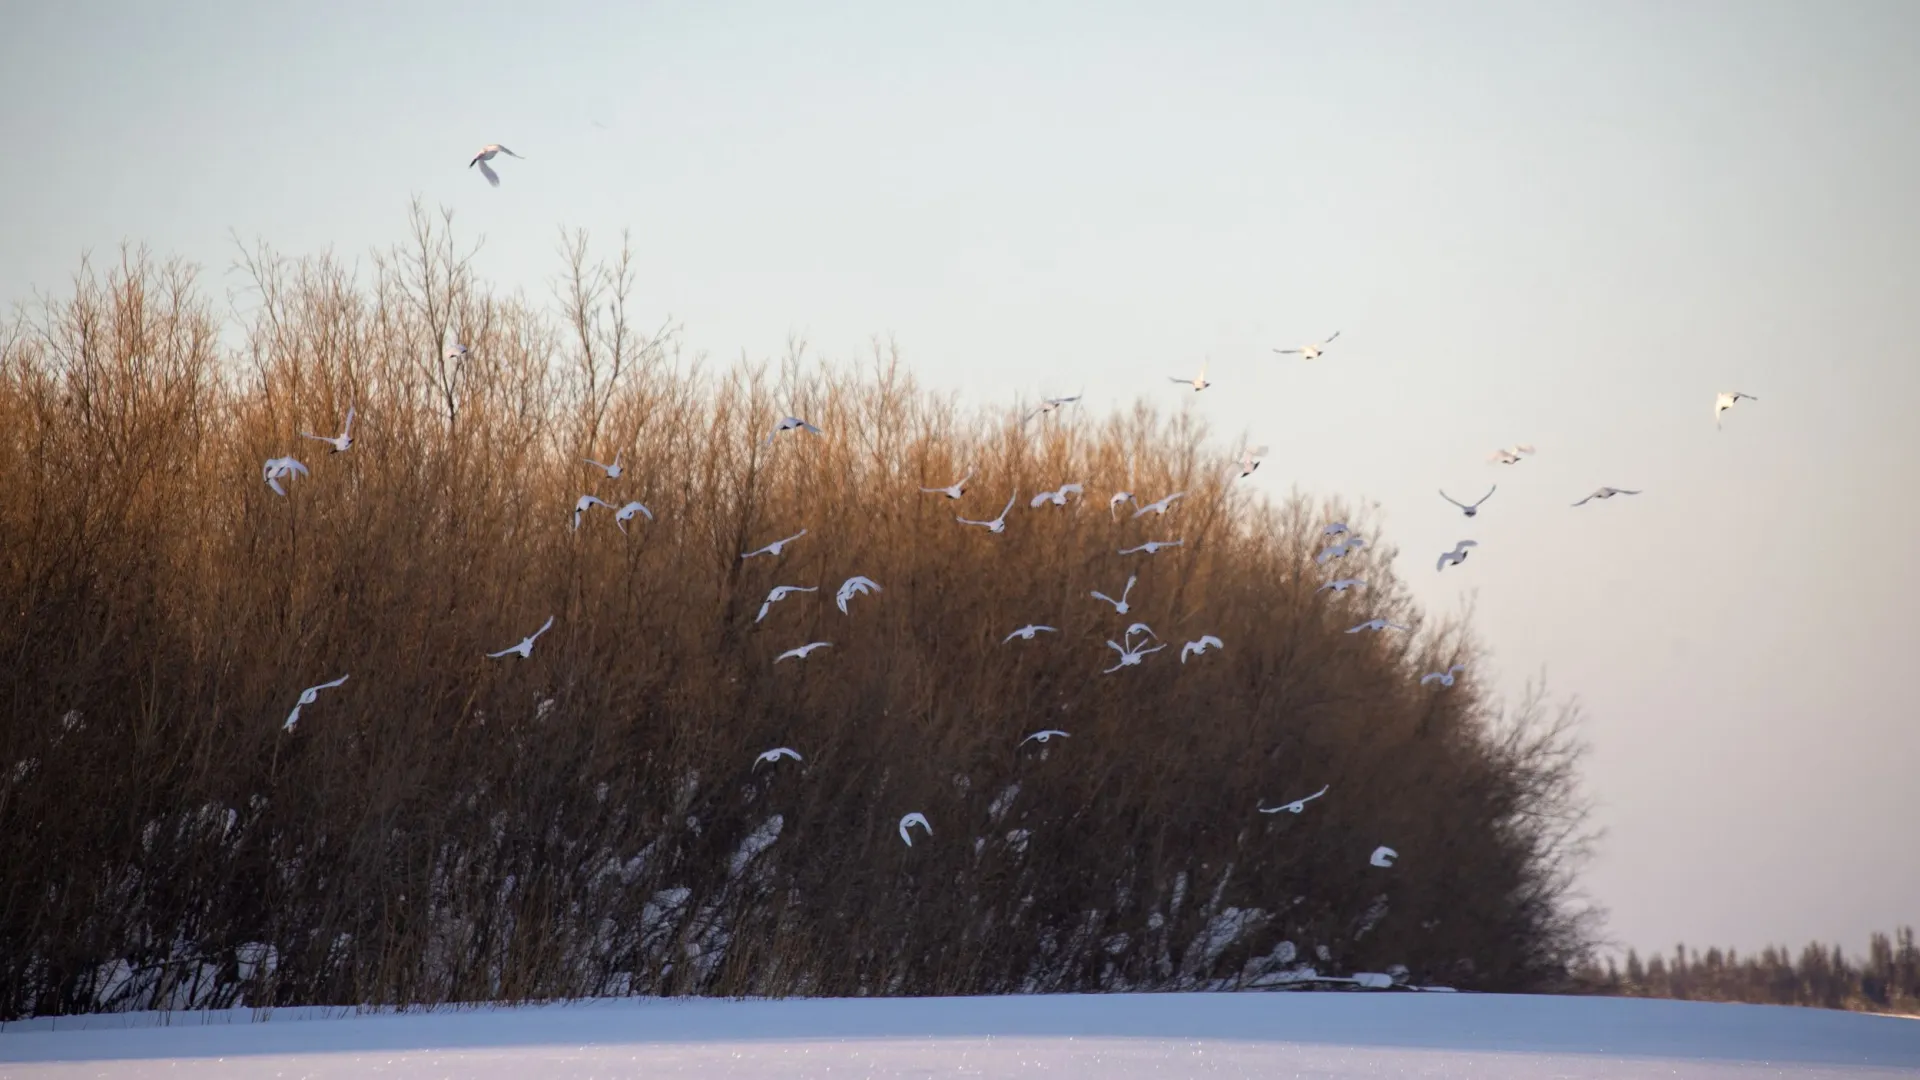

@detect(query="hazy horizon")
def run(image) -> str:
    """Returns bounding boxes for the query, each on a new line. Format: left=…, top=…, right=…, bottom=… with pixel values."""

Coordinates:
left=4, top=0, right=1916, bottom=958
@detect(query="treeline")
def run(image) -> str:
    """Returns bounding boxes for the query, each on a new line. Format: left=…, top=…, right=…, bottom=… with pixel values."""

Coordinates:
left=0, top=202, right=1594, bottom=1020
left=1572, top=929, right=1920, bottom=1016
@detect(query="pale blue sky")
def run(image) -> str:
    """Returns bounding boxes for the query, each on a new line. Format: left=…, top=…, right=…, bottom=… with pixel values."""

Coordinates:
left=5, top=0, right=1917, bottom=957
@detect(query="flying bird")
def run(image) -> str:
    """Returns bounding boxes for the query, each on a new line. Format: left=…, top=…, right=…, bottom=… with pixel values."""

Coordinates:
left=1488, top=444, right=1536, bottom=465
left=1003, top=624, right=1057, bottom=643
left=1259, top=784, right=1329, bottom=815
left=1030, top=482, right=1085, bottom=508
left=1317, top=578, right=1366, bottom=594
left=765, top=417, right=822, bottom=445
left=469, top=144, right=525, bottom=187
left=584, top=451, right=623, bottom=479
left=1118, top=539, right=1183, bottom=556
left=1715, top=391, right=1758, bottom=429
left=1168, top=360, right=1211, bottom=392
left=754, top=747, right=802, bottom=770
left=1436, top=539, right=1478, bottom=572
left=1346, top=618, right=1409, bottom=634
left=444, top=341, right=470, bottom=362
left=1317, top=537, right=1368, bottom=564
left=1179, top=635, right=1224, bottom=663
left=835, top=575, right=882, bottom=614
left=1019, top=729, right=1070, bottom=747
left=1090, top=574, right=1138, bottom=615
left=1236, top=445, right=1269, bottom=479
left=283, top=674, right=349, bottom=732
left=920, top=468, right=974, bottom=500
left=957, top=490, right=1018, bottom=534
left=1122, top=622, right=1158, bottom=645
left=743, top=529, right=808, bottom=559
left=262, top=456, right=309, bottom=497
left=1371, top=846, right=1399, bottom=868
left=1133, top=491, right=1186, bottom=518
left=1025, top=394, right=1081, bottom=423
left=1421, top=663, right=1468, bottom=687
left=1572, top=487, right=1641, bottom=507
left=573, top=494, right=612, bottom=530
left=613, top=501, right=653, bottom=533
left=774, top=642, right=832, bottom=663
left=487, top=615, right=556, bottom=659
left=1103, top=637, right=1167, bottom=673
left=1273, top=331, right=1341, bottom=360
left=1439, top=485, right=1496, bottom=518
left=1323, top=522, right=1350, bottom=538
left=756, top=585, right=818, bottom=623
left=300, top=407, right=355, bottom=454
left=898, top=812, right=932, bottom=847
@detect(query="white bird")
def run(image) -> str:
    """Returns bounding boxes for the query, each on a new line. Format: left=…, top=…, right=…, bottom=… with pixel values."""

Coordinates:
left=1003, top=624, right=1057, bottom=643
left=1118, top=539, right=1183, bottom=556
left=573, top=494, right=613, bottom=530
left=1258, top=784, right=1329, bottom=815
left=1236, top=445, right=1269, bottom=479
left=1421, top=663, right=1468, bottom=687
left=756, top=585, right=818, bottom=623
left=584, top=450, right=623, bottom=479
left=898, top=811, right=932, bottom=847
left=1439, top=485, right=1496, bottom=518
left=1572, top=487, right=1641, bottom=507
left=1316, top=537, right=1368, bottom=564
left=1030, top=482, right=1085, bottom=508
left=1346, top=618, right=1410, bottom=634
left=1371, top=845, right=1399, bottom=868
left=1132, top=491, right=1186, bottom=518
left=1179, top=635, right=1224, bottom=663
left=1019, top=729, right=1070, bottom=747
left=743, top=529, right=808, bottom=559
left=957, top=490, right=1018, bottom=534
left=1317, top=578, right=1366, bottom=594
left=300, top=407, right=355, bottom=454
left=765, top=416, right=822, bottom=445
left=920, top=468, right=974, bottom=500
left=835, top=575, right=882, bottom=614
left=1488, top=444, right=1536, bottom=465
left=1715, top=391, right=1758, bottom=429
left=262, top=456, right=309, bottom=497
left=1108, top=491, right=1137, bottom=517
left=775, top=641, right=832, bottom=663
left=1025, top=393, right=1081, bottom=424
left=1168, top=360, right=1211, bottom=392
left=1323, top=522, right=1350, bottom=538
left=487, top=615, right=556, bottom=659
left=444, top=341, right=470, bottom=362
left=469, top=144, right=525, bottom=187
left=1436, top=539, right=1478, bottom=572
left=1103, top=637, right=1167, bottom=673
left=1090, top=574, right=1138, bottom=615
left=754, top=747, right=803, bottom=770
left=614, top=501, right=654, bottom=533
left=1273, top=331, right=1341, bottom=360
left=283, top=674, right=349, bottom=732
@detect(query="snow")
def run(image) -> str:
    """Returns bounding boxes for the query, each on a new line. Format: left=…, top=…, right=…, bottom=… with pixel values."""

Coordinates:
left=2, top=993, right=1916, bottom=1078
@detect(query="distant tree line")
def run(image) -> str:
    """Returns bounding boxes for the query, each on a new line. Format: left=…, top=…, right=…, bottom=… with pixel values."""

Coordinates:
left=1572, top=928, right=1920, bottom=1016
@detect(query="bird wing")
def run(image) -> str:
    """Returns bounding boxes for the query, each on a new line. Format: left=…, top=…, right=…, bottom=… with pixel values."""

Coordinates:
left=1029, top=491, right=1053, bottom=508
left=1421, top=673, right=1442, bottom=684
left=1180, top=643, right=1198, bottom=663
left=1323, top=331, right=1342, bottom=344
left=486, top=646, right=516, bottom=658
left=317, top=674, right=350, bottom=691
left=999, top=491, right=1017, bottom=519
left=477, top=159, right=501, bottom=187
left=1438, top=489, right=1465, bottom=508
left=1274, top=347, right=1302, bottom=355
left=1475, top=485, right=1496, bottom=505
left=1202, top=635, right=1223, bottom=648
left=499, top=146, right=523, bottom=158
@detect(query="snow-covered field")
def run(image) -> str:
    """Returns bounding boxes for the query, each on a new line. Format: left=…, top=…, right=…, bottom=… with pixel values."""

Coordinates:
left=3, top=992, right=1917, bottom=1078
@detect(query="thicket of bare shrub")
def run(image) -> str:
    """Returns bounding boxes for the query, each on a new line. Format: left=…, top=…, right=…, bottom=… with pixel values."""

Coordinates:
left=0, top=202, right=1595, bottom=1019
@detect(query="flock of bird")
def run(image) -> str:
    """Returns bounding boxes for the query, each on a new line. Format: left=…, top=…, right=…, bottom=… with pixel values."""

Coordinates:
left=262, top=145, right=1764, bottom=878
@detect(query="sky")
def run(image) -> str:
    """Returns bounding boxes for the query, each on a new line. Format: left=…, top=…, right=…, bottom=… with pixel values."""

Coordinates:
left=3, top=0, right=1917, bottom=958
